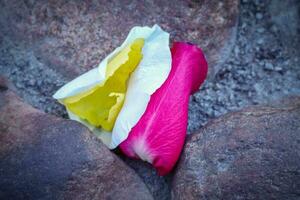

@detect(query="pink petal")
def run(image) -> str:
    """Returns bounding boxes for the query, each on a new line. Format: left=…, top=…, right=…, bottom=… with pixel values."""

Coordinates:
left=120, top=42, right=208, bottom=175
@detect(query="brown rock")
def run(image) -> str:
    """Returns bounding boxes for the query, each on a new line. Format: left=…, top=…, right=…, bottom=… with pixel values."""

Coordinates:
left=172, top=97, right=300, bottom=200
left=0, top=77, right=153, bottom=200
left=0, top=0, right=238, bottom=79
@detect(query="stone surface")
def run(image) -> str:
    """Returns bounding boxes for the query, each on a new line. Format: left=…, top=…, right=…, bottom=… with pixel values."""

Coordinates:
left=0, top=0, right=238, bottom=78
left=0, top=77, right=153, bottom=200
left=269, top=0, right=300, bottom=54
left=119, top=155, right=172, bottom=200
left=172, top=97, right=300, bottom=200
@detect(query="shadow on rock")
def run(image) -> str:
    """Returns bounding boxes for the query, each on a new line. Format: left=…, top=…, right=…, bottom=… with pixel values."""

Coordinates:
left=0, top=76, right=153, bottom=200
left=172, top=96, right=300, bottom=199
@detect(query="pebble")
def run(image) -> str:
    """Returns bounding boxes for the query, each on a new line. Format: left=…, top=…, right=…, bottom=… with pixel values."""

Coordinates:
left=271, top=25, right=279, bottom=33
left=256, top=13, right=263, bottom=20
left=257, top=38, right=264, bottom=45
left=28, top=79, right=36, bottom=86
left=274, top=66, right=283, bottom=72
left=234, top=46, right=240, bottom=56
left=257, top=27, right=265, bottom=33
left=264, top=62, right=274, bottom=71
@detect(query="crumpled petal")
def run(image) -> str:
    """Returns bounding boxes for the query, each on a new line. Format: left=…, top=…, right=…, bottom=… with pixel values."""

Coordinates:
left=53, top=25, right=171, bottom=148
left=62, top=38, right=144, bottom=132
left=119, top=42, right=208, bottom=175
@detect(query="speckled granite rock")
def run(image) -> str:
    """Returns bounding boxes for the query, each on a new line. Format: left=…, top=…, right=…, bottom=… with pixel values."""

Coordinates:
left=172, top=96, right=300, bottom=200
left=0, top=77, right=153, bottom=200
left=0, top=0, right=238, bottom=79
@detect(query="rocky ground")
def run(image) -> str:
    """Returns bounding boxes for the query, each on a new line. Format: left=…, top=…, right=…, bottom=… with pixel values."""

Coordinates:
left=0, top=0, right=299, bottom=199
left=188, top=0, right=300, bottom=132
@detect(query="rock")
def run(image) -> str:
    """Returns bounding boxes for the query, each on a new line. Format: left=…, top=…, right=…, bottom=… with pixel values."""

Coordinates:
left=172, top=97, right=300, bottom=200
left=256, top=27, right=265, bottom=33
left=0, top=0, right=239, bottom=79
left=0, top=76, right=153, bottom=200
left=274, top=66, right=283, bottom=72
left=264, top=62, right=274, bottom=71
left=255, top=13, right=263, bottom=20
left=256, top=38, right=264, bottom=45
left=120, top=156, right=172, bottom=200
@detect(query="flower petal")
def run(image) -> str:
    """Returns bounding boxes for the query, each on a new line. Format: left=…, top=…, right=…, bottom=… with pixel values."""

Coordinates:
left=53, top=25, right=171, bottom=148
left=62, top=38, right=144, bottom=131
left=119, top=42, right=208, bottom=175
left=110, top=25, right=171, bottom=149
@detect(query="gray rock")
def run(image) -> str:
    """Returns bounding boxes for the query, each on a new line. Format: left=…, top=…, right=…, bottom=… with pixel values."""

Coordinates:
left=269, top=0, right=300, bottom=55
left=256, top=38, right=264, bottom=45
left=0, top=76, right=153, bottom=200
left=264, top=62, right=274, bottom=70
left=274, top=66, right=283, bottom=72
left=172, top=96, right=300, bottom=200
left=257, top=27, right=265, bottom=33
left=255, top=12, right=263, bottom=20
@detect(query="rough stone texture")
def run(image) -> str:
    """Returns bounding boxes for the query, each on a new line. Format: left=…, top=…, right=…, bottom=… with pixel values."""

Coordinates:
left=269, top=0, right=300, bottom=55
left=172, top=96, right=300, bottom=200
left=188, top=0, right=300, bottom=132
left=0, top=77, right=153, bottom=200
left=118, top=155, right=173, bottom=200
left=0, top=0, right=238, bottom=78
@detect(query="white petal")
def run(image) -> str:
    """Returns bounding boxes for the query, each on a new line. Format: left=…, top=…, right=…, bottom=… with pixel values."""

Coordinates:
left=53, top=25, right=171, bottom=149
left=53, top=68, right=103, bottom=100
left=53, top=25, right=154, bottom=100
left=110, top=25, right=171, bottom=149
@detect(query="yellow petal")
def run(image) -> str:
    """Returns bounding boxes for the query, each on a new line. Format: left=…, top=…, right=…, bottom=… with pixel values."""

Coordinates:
left=63, top=38, right=144, bottom=131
